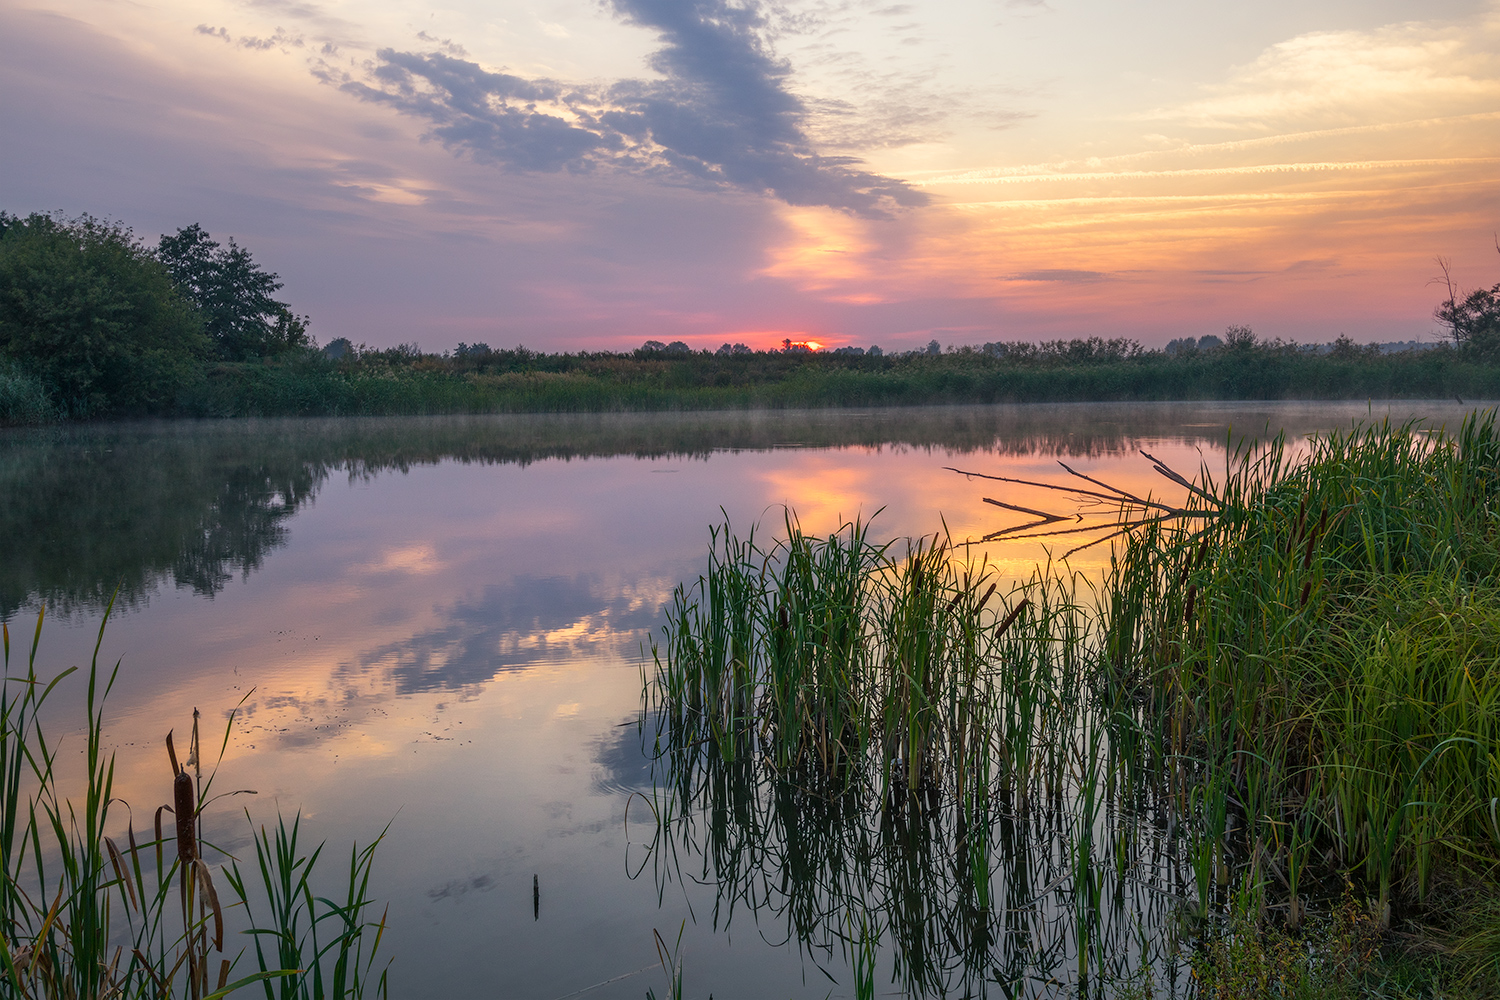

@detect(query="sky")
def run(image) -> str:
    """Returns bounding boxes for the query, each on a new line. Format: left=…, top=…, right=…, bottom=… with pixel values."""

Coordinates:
left=3, top=0, right=1499, bottom=352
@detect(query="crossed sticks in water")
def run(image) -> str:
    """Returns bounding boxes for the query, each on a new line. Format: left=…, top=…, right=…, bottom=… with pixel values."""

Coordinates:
left=946, top=450, right=1221, bottom=557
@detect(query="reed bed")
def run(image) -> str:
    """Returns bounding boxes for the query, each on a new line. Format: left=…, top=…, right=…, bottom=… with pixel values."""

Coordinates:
left=1, top=606, right=389, bottom=999
left=1104, top=410, right=1500, bottom=936
left=642, top=515, right=1189, bottom=995
left=642, top=410, right=1500, bottom=996
left=644, top=510, right=1090, bottom=812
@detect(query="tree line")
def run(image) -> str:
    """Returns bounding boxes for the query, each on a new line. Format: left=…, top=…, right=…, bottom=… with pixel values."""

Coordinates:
left=3, top=210, right=1499, bottom=424
left=0, top=212, right=307, bottom=418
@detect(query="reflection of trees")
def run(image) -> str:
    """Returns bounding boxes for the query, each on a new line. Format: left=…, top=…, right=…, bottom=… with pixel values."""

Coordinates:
left=0, top=403, right=1361, bottom=618
left=0, top=428, right=325, bottom=616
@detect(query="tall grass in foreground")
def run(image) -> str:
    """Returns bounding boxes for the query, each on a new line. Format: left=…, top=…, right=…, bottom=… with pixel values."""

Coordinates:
left=1106, top=411, right=1500, bottom=933
left=644, top=509, right=1085, bottom=811
left=642, top=411, right=1500, bottom=996
left=0, top=606, right=389, bottom=999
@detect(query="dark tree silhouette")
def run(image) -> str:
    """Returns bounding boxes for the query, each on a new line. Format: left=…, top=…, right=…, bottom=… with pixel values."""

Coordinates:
left=0, top=212, right=206, bottom=415
left=1435, top=242, right=1500, bottom=356
left=157, top=224, right=310, bottom=360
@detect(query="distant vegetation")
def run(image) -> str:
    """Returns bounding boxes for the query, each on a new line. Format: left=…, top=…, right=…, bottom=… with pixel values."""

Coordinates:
left=3, top=211, right=1499, bottom=425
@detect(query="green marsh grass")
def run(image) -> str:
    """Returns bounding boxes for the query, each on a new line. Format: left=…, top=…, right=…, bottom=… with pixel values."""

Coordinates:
left=1103, top=412, right=1500, bottom=926
left=0, top=606, right=389, bottom=999
left=641, top=514, right=1187, bottom=995
left=643, top=410, right=1500, bottom=995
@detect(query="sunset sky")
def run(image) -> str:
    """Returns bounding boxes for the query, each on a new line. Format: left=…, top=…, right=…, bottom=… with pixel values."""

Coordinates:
left=4, top=0, right=1498, bottom=352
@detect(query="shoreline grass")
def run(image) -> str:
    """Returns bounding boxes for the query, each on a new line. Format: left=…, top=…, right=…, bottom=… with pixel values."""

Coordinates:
left=7, top=338, right=1500, bottom=425
left=174, top=348, right=1500, bottom=420
left=642, top=410, right=1500, bottom=996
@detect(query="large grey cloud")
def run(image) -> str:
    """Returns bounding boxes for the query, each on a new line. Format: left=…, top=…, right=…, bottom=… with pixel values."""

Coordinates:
left=334, top=0, right=927, bottom=218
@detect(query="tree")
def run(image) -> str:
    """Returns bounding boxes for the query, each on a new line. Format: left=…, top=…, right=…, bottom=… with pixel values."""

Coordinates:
left=1435, top=248, right=1500, bottom=355
left=157, top=224, right=309, bottom=360
left=1223, top=325, right=1256, bottom=350
left=0, top=212, right=207, bottom=415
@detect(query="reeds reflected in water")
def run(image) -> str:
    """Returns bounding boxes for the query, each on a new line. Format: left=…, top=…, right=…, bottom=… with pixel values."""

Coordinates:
left=638, top=409, right=1500, bottom=997
left=636, top=514, right=1196, bottom=996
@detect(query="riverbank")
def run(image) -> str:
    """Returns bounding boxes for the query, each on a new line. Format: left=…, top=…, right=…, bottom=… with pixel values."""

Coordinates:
left=4, top=339, right=1498, bottom=424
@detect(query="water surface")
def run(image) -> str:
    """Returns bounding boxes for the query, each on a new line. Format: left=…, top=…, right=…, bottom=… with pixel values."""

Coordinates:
left=1, top=401, right=1484, bottom=998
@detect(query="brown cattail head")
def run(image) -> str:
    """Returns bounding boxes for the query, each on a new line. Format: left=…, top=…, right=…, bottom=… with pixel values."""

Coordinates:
left=173, top=771, right=197, bottom=865
left=978, top=582, right=997, bottom=609
left=1302, top=511, right=1325, bottom=570
left=995, top=598, right=1031, bottom=638
left=1184, top=585, right=1197, bottom=625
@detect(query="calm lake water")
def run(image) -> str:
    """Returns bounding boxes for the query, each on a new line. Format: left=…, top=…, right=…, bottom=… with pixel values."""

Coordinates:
left=1, top=401, right=1487, bottom=999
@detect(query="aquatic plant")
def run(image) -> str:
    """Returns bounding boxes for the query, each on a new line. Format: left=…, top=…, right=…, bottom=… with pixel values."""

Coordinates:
left=641, top=514, right=1182, bottom=995
left=1102, top=411, right=1500, bottom=930
left=645, top=508, right=1085, bottom=811
left=0, top=605, right=389, bottom=999
left=642, top=410, right=1500, bottom=995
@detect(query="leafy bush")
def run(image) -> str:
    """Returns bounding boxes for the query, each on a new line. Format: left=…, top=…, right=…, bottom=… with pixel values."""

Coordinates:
left=0, top=213, right=207, bottom=416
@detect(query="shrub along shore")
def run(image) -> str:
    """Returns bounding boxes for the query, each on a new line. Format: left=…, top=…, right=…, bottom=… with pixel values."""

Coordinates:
left=6, top=337, right=1500, bottom=426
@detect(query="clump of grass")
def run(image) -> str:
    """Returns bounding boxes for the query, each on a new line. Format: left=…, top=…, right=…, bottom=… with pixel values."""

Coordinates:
left=1191, top=883, right=1386, bottom=1000
left=641, top=514, right=1164, bottom=995
left=1103, top=411, right=1500, bottom=935
left=0, top=605, right=389, bottom=999
left=645, top=509, right=1077, bottom=812
left=224, top=814, right=388, bottom=1000
left=0, top=359, right=57, bottom=426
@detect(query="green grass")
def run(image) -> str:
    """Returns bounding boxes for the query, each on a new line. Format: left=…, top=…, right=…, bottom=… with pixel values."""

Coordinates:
left=176, top=346, right=1500, bottom=419
left=8, top=337, right=1500, bottom=423
left=1105, top=412, right=1500, bottom=920
left=0, top=359, right=55, bottom=426
left=0, top=606, right=389, bottom=999
left=643, top=409, right=1500, bottom=996
left=645, top=509, right=1082, bottom=808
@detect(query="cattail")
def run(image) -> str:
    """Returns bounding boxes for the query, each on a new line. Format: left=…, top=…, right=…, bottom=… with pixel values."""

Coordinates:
left=1184, top=585, right=1197, bottom=625
left=173, top=770, right=197, bottom=864
left=1303, top=508, right=1327, bottom=570
left=995, top=598, right=1031, bottom=638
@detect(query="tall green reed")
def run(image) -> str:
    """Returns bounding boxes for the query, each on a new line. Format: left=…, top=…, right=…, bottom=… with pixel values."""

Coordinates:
left=643, top=410, right=1500, bottom=995
left=1101, top=410, right=1500, bottom=928
left=1, top=607, right=389, bottom=999
left=642, top=513, right=1183, bottom=995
